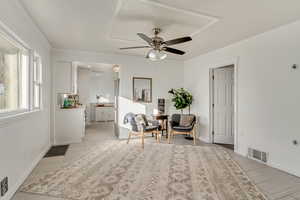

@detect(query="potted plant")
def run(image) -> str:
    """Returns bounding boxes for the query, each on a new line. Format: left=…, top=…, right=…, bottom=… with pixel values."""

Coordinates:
left=168, top=88, right=193, bottom=114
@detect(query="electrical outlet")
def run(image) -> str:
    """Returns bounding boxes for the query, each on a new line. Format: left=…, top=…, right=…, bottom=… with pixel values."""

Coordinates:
left=0, top=177, right=8, bottom=197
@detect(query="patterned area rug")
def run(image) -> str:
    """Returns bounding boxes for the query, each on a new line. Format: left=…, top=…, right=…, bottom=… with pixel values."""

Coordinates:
left=21, top=141, right=267, bottom=200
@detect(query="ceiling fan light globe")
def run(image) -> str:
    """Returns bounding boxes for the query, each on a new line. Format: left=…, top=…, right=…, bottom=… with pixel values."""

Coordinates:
left=160, top=52, right=167, bottom=60
left=112, top=64, right=120, bottom=72
left=147, top=49, right=167, bottom=61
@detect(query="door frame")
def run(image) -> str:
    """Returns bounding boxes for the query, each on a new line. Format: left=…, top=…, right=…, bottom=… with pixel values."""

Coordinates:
left=209, top=57, right=239, bottom=152
left=114, top=78, right=120, bottom=138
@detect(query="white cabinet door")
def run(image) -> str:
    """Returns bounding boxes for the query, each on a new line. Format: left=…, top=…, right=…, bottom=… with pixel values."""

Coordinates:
left=55, top=62, right=72, bottom=93
left=107, top=108, right=114, bottom=121
left=55, top=62, right=78, bottom=94
left=95, top=107, right=114, bottom=121
left=95, top=107, right=103, bottom=121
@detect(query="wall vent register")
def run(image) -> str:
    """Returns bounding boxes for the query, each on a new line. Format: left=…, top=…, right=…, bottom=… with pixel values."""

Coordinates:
left=248, top=148, right=268, bottom=163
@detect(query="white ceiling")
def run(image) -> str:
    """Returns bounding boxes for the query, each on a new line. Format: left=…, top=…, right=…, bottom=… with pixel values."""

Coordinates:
left=0, top=35, right=19, bottom=53
left=20, top=0, right=300, bottom=60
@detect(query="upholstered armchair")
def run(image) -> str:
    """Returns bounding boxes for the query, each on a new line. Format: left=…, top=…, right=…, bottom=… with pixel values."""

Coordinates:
left=123, top=113, right=160, bottom=148
left=168, top=114, right=197, bottom=145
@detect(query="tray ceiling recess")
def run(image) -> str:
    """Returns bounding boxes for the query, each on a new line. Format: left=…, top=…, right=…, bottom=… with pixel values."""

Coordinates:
left=109, top=0, right=219, bottom=44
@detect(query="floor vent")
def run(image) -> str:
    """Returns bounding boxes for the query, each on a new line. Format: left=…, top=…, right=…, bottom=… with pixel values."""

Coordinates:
left=248, top=148, right=268, bottom=163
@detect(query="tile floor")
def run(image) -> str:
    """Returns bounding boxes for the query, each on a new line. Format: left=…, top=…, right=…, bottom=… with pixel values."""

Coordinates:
left=12, top=122, right=300, bottom=200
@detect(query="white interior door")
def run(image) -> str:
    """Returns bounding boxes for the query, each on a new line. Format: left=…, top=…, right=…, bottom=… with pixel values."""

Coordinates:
left=212, top=66, right=234, bottom=144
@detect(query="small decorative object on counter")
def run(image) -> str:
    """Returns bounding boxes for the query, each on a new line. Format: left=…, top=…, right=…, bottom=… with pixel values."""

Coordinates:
left=63, top=98, right=69, bottom=108
left=59, top=94, right=80, bottom=109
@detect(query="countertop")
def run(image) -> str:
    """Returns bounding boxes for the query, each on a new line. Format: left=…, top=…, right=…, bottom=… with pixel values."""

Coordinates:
left=95, top=104, right=114, bottom=108
left=91, top=103, right=114, bottom=108
left=57, top=105, right=85, bottom=110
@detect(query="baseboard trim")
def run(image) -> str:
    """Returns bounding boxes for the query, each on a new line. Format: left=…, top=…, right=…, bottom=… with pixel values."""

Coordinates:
left=234, top=149, right=300, bottom=178
left=198, top=136, right=210, bottom=143
left=2, top=144, right=51, bottom=200
left=54, top=139, right=82, bottom=146
left=266, top=161, right=300, bottom=178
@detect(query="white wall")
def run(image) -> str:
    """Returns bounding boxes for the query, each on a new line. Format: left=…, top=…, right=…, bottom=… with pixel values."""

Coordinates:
left=78, top=67, right=115, bottom=122
left=87, top=69, right=115, bottom=103
left=184, top=19, right=300, bottom=177
left=0, top=1, right=51, bottom=200
left=90, top=74, right=114, bottom=103
left=52, top=49, right=184, bottom=138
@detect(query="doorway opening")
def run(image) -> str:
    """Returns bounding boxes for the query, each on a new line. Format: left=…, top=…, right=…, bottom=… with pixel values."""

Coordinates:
left=210, top=64, right=236, bottom=151
left=76, top=62, right=120, bottom=137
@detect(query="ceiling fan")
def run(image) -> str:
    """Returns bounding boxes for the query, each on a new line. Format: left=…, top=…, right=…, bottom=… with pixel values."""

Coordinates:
left=120, top=28, right=192, bottom=61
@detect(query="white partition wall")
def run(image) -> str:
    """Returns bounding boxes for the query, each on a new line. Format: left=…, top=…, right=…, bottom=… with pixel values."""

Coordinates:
left=184, top=19, right=300, bottom=177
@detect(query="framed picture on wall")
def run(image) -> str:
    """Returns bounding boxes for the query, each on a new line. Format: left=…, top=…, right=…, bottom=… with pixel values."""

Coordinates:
left=133, top=77, right=152, bottom=103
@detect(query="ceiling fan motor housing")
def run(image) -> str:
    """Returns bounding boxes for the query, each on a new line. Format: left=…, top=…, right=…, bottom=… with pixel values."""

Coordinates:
left=120, top=27, right=191, bottom=57
left=152, top=36, right=164, bottom=50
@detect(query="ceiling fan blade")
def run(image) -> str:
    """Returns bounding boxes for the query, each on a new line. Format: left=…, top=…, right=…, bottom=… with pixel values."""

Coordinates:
left=163, top=47, right=185, bottom=55
left=137, top=33, right=153, bottom=45
left=120, top=46, right=150, bottom=50
left=163, top=36, right=192, bottom=46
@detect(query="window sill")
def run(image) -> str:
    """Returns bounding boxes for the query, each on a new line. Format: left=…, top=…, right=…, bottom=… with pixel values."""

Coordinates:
left=0, top=110, right=42, bottom=128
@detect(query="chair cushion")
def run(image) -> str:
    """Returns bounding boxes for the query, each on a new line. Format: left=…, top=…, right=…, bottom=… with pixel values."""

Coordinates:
left=147, top=119, right=159, bottom=127
left=135, top=114, right=147, bottom=131
left=145, top=125, right=159, bottom=132
left=171, top=114, right=181, bottom=126
left=179, top=115, right=195, bottom=127
left=141, top=114, right=149, bottom=126
left=173, top=125, right=193, bottom=132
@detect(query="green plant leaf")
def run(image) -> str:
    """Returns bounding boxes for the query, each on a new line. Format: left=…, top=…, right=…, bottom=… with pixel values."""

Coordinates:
left=168, top=88, right=193, bottom=110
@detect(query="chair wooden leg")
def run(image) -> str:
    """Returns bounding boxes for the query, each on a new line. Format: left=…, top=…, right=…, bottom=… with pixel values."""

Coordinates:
left=127, top=131, right=132, bottom=144
left=168, top=130, right=171, bottom=144
left=157, top=130, right=160, bottom=143
left=141, top=131, right=145, bottom=149
left=193, top=129, right=196, bottom=145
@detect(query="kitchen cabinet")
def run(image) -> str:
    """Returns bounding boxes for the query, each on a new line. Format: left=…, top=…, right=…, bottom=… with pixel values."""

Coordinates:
left=71, top=62, right=78, bottom=94
left=55, top=107, right=85, bottom=145
left=95, top=106, right=114, bottom=121
left=55, top=62, right=72, bottom=93
left=54, top=61, right=78, bottom=94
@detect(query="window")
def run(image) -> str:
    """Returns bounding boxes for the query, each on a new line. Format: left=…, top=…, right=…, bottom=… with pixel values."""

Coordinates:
left=0, top=32, right=29, bottom=115
left=33, top=53, right=42, bottom=109
left=0, top=22, right=43, bottom=119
